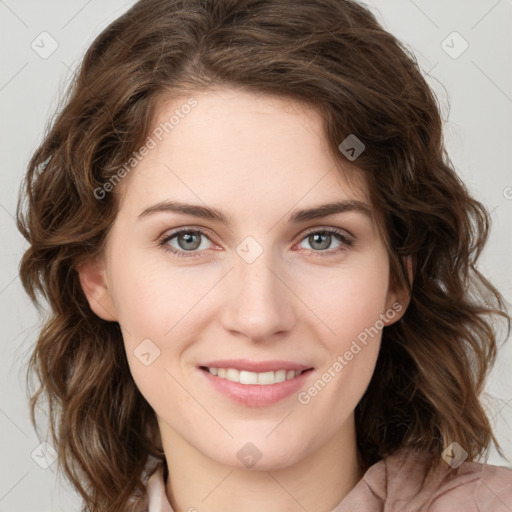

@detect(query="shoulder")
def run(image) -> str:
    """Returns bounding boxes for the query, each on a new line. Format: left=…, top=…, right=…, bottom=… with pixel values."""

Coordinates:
left=359, top=447, right=512, bottom=512
left=427, top=458, right=512, bottom=512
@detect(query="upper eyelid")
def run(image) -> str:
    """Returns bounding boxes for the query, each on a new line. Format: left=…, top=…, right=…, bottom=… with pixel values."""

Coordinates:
left=300, top=225, right=353, bottom=239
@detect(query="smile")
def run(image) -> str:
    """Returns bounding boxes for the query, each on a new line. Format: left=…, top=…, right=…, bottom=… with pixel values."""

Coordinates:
left=200, top=366, right=311, bottom=385
left=198, top=366, right=315, bottom=407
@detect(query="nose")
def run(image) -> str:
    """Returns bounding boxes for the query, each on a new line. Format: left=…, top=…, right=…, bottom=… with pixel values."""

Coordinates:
left=219, top=248, right=296, bottom=342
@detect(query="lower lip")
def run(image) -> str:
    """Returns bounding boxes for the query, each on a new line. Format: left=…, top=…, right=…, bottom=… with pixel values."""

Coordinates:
left=199, top=368, right=314, bottom=407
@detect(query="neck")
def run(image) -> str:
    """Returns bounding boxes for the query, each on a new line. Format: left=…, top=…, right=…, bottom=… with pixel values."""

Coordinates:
left=161, top=414, right=363, bottom=512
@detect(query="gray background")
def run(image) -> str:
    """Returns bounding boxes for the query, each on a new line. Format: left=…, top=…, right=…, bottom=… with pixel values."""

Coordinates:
left=1, top=1, right=511, bottom=510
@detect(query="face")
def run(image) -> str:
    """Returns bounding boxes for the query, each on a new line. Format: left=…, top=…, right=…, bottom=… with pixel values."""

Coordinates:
left=79, top=87, right=407, bottom=471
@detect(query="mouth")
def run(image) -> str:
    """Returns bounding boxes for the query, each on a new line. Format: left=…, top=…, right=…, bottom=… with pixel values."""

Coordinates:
left=198, top=364, right=315, bottom=407
left=199, top=366, right=314, bottom=385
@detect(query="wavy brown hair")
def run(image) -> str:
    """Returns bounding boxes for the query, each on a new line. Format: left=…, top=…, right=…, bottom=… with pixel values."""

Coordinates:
left=16, top=0, right=511, bottom=510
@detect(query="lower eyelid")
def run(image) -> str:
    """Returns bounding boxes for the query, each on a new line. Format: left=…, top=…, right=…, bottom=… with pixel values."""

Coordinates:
left=159, top=228, right=352, bottom=256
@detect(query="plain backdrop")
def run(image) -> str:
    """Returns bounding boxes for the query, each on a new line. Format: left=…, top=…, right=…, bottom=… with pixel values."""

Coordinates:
left=1, top=1, right=511, bottom=510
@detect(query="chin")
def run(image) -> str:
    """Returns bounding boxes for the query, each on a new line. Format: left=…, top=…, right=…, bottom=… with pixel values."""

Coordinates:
left=203, top=436, right=307, bottom=471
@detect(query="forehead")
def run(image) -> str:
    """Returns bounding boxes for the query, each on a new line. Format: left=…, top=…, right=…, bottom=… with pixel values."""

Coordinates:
left=116, top=87, right=371, bottom=218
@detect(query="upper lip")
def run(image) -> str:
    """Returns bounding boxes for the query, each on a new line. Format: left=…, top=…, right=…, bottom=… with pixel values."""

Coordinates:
left=199, top=359, right=313, bottom=373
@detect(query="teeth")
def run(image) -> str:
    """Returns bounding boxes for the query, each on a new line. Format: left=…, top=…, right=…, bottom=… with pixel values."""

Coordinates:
left=274, top=370, right=286, bottom=383
left=206, top=367, right=304, bottom=385
left=226, top=368, right=239, bottom=382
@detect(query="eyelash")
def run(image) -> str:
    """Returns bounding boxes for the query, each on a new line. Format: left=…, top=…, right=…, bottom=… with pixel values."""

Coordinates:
left=158, top=227, right=354, bottom=259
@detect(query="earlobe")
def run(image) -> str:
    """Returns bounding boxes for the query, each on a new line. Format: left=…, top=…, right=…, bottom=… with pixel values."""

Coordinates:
left=76, top=256, right=117, bottom=322
left=406, top=255, right=413, bottom=286
left=384, top=255, right=413, bottom=326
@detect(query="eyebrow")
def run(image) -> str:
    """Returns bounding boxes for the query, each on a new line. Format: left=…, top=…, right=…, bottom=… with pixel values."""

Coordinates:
left=137, top=199, right=372, bottom=225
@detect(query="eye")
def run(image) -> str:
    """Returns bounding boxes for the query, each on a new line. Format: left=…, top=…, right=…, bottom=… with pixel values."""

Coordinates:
left=296, top=228, right=353, bottom=256
left=158, top=229, right=213, bottom=258
left=158, top=227, right=354, bottom=258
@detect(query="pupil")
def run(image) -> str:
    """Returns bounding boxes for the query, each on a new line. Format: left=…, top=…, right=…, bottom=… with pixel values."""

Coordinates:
left=311, top=233, right=330, bottom=250
left=179, top=232, right=200, bottom=250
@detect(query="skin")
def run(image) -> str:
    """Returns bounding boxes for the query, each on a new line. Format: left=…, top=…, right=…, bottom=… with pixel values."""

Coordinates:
left=79, top=87, right=410, bottom=512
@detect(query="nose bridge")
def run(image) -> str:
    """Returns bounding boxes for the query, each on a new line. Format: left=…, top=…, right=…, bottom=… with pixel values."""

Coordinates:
left=220, top=236, right=295, bottom=339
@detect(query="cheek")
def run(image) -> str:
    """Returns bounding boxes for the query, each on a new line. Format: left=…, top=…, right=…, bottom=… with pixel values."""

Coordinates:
left=296, top=267, right=387, bottom=435
left=108, top=250, right=220, bottom=395
left=295, top=254, right=391, bottom=345
left=110, top=241, right=391, bottom=353
left=294, top=254, right=389, bottom=401
left=109, top=248, right=207, bottom=340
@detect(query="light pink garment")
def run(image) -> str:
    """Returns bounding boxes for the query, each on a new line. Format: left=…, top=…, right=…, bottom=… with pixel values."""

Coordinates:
left=144, top=448, right=512, bottom=511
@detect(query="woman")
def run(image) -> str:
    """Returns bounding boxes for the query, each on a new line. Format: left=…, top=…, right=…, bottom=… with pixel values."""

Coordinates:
left=16, top=0, right=512, bottom=511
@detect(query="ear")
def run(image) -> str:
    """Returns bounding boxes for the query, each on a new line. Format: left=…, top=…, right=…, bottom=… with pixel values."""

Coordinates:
left=383, top=255, right=413, bottom=326
left=76, top=255, right=117, bottom=322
